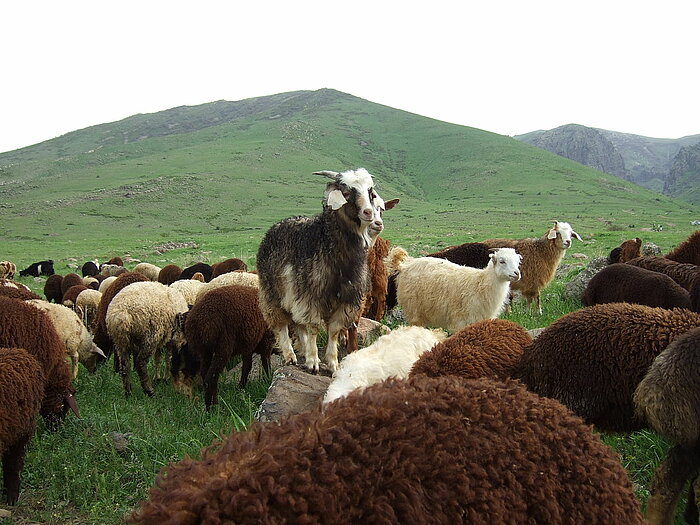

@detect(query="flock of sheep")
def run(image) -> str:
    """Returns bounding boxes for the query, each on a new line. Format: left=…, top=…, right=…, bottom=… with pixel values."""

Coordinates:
left=2, top=167, right=700, bottom=524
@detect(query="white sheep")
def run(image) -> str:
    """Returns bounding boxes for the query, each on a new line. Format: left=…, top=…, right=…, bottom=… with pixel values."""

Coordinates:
left=195, top=271, right=259, bottom=303
left=385, top=247, right=522, bottom=332
left=27, top=299, right=105, bottom=379
left=106, top=281, right=189, bottom=396
left=169, top=279, right=206, bottom=306
left=322, top=325, right=447, bottom=406
left=98, top=275, right=117, bottom=294
left=76, top=288, right=102, bottom=330
left=133, top=262, right=162, bottom=282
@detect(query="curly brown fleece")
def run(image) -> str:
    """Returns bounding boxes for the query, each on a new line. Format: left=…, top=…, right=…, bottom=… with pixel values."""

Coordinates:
left=60, top=273, right=83, bottom=297
left=626, top=256, right=700, bottom=290
left=409, top=319, right=532, bottom=381
left=0, top=347, right=45, bottom=505
left=426, top=241, right=492, bottom=268
left=211, top=258, right=248, bottom=278
left=607, top=237, right=643, bottom=264
left=0, top=296, right=75, bottom=428
left=185, top=284, right=273, bottom=408
left=514, top=303, right=700, bottom=433
left=128, top=375, right=644, bottom=525
left=157, top=264, right=183, bottom=286
left=666, top=230, right=700, bottom=265
left=361, top=236, right=392, bottom=321
left=0, top=286, right=41, bottom=301
left=43, top=274, right=64, bottom=303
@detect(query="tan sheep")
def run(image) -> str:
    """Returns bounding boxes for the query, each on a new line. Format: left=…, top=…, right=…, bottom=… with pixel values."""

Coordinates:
left=132, top=262, right=162, bottom=282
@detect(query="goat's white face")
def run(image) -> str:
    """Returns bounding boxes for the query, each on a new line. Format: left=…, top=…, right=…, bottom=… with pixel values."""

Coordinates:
left=491, top=248, right=522, bottom=282
left=547, top=221, right=582, bottom=249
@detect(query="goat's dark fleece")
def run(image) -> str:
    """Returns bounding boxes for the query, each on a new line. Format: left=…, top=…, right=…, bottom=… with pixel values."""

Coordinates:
left=19, top=260, right=54, bottom=277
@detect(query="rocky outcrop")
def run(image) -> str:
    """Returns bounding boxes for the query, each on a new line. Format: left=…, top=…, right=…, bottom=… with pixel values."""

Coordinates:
left=664, top=142, right=700, bottom=204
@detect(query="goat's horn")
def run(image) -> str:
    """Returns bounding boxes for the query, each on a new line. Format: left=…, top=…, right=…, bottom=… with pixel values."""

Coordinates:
left=313, top=170, right=340, bottom=180
left=66, top=392, right=81, bottom=418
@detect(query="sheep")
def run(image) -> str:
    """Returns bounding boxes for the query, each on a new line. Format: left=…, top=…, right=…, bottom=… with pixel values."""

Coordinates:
left=513, top=303, right=700, bottom=433
left=482, top=220, right=583, bottom=314
left=257, top=168, right=385, bottom=374
left=191, top=271, right=205, bottom=282
left=98, top=275, right=117, bottom=294
left=100, top=264, right=128, bottom=277
left=582, top=263, right=691, bottom=310
left=634, top=326, right=700, bottom=525
left=0, top=286, right=41, bottom=301
left=625, top=255, right=699, bottom=290
left=82, top=276, right=99, bottom=290
left=106, top=281, right=189, bottom=397
left=169, top=279, right=206, bottom=306
left=0, top=347, right=45, bottom=505
left=426, top=241, right=492, bottom=268
left=43, top=274, right=63, bottom=303
left=0, top=261, right=17, bottom=279
left=132, top=262, right=162, bottom=281
left=385, top=246, right=521, bottom=332
left=692, top=274, right=700, bottom=313
left=211, top=258, right=248, bottom=278
left=322, top=325, right=446, bottom=406
left=27, top=300, right=105, bottom=379
left=157, top=264, right=182, bottom=286
left=106, top=256, right=124, bottom=266
left=195, top=271, right=259, bottom=304
left=180, top=262, right=213, bottom=282
left=60, top=272, right=83, bottom=297
left=0, top=296, right=79, bottom=429
left=19, top=259, right=54, bottom=277
left=128, top=374, right=645, bottom=525
left=409, top=319, right=533, bottom=381
left=665, top=230, right=700, bottom=265
left=81, top=260, right=99, bottom=277
left=607, top=237, right=643, bottom=264
left=75, top=288, right=102, bottom=329
left=62, top=284, right=88, bottom=310
left=184, top=284, right=274, bottom=408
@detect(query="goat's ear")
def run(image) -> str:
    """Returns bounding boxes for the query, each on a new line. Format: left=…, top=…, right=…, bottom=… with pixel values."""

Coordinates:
left=571, top=230, right=583, bottom=241
left=384, top=198, right=400, bottom=210
left=547, top=227, right=558, bottom=239
left=327, top=189, right=347, bottom=210
left=314, top=170, right=340, bottom=180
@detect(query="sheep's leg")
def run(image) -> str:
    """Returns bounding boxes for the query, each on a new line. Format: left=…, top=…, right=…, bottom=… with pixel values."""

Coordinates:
left=646, top=444, right=700, bottom=525
left=202, top=353, right=225, bottom=409
left=134, top=353, right=155, bottom=397
left=117, top=348, right=132, bottom=397
left=70, top=354, right=79, bottom=380
left=2, top=435, right=29, bottom=505
left=683, top=475, right=700, bottom=524
left=239, top=354, right=253, bottom=388
left=296, top=325, right=320, bottom=373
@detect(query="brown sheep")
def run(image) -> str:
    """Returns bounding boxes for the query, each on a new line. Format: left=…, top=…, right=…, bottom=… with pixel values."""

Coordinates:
left=426, top=241, right=492, bottom=268
left=106, top=256, right=124, bottom=266
left=184, top=284, right=274, bottom=408
left=0, top=347, right=45, bottom=505
left=0, top=261, right=17, bottom=280
left=409, top=319, right=533, bottom=381
left=513, top=303, right=700, bottom=433
left=211, top=258, right=248, bottom=278
left=0, top=296, right=78, bottom=429
left=62, top=284, right=88, bottom=310
left=692, top=274, right=700, bottom=313
left=607, top=237, right=643, bottom=264
left=0, top=286, right=41, bottom=301
left=157, top=264, right=182, bottom=286
left=582, top=263, right=691, bottom=310
left=128, top=375, right=645, bottom=524
left=60, top=272, right=83, bottom=298
left=665, top=230, right=700, bottom=265
left=625, top=256, right=699, bottom=290
left=43, top=274, right=64, bottom=303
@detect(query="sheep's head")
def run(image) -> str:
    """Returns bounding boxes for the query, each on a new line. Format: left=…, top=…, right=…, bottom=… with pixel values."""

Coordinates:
left=619, top=237, right=642, bottom=262
left=42, top=384, right=80, bottom=431
left=490, top=248, right=522, bottom=282
left=547, top=221, right=583, bottom=249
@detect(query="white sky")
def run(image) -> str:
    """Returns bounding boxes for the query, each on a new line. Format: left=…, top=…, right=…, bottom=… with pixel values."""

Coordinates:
left=1, top=1, right=699, bottom=154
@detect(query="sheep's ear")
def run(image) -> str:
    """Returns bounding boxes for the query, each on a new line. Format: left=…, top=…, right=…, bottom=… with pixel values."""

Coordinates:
left=66, top=392, right=80, bottom=418
left=572, top=230, right=583, bottom=241
left=314, top=170, right=340, bottom=180
left=384, top=198, right=400, bottom=210
left=327, top=189, right=347, bottom=210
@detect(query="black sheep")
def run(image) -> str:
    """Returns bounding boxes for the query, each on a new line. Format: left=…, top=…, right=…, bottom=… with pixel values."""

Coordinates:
left=180, top=262, right=213, bottom=282
left=81, top=261, right=99, bottom=277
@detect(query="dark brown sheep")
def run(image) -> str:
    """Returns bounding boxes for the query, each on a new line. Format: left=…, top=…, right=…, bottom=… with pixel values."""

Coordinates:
left=0, top=296, right=78, bottom=429
left=0, top=347, right=45, bottom=505
left=43, top=274, right=64, bottom=303
left=60, top=272, right=83, bottom=297
left=582, top=263, right=691, bottom=310
left=626, top=255, right=700, bottom=291
left=426, top=241, right=492, bottom=268
left=513, top=303, right=700, bottom=433
left=211, top=258, right=248, bottom=278
left=106, top=256, right=124, bottom=266
left=128, top=375, right=645, bottom=525
left=409, top=319, right=533, bottom=381
left=62, top=284, right=88, bottom=310
left=81, top=261, right=99, bottom=277
left=665, top=230, right=700, bottom=265
left=180, top=262, right=213, bottom=282
left=0, top=286, right=41, bottom=301
left=691, top=274, right=700, bottom=313
left=157, top=264, right=183, bottom=286
left=607, top=237, right=642, bottom=264
left=185, top=285, right=273, bottom=409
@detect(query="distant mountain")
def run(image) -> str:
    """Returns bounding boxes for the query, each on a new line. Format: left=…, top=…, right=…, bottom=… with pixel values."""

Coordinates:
left=665, top=142, right=700, bottom=204
left=515, top=124, right=700, bottom=203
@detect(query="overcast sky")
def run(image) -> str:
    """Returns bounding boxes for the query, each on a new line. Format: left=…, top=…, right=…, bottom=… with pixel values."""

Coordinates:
left=1, top=1, right=698, bottom=154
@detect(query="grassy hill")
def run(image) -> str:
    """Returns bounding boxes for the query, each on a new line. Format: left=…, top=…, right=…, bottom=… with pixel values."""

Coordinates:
left=1, top=88, right=698, bottom=274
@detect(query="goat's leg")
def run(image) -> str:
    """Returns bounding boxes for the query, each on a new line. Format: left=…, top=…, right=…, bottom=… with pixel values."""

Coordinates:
left=273, top=325, right=296, bottom=365
left=325, top=315, right=348, bottom=374
left=646, top=444, right=700, bottom=525
left=297, top=325, right=320, bottom=373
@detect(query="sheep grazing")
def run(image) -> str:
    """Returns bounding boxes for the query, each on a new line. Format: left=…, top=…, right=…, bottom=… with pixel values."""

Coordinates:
left=76, top=288, right=102, bottom=329
left=82, top=276, right=99, bottom=290
left=19, top=259, right=55, bottom=277
left=43, top=274, right=64, bottom=303
left=607, top=237, right=643, bottom=264
left=634, top=326, right=700, bottom=525
left=482, top=220, right=583, bottom=314
left=180, top=262, right=213, bottom=282
left=106, top=256, right=124, bottom=266
left=625, top=255, right=699, bottom=291
left=257, top=168, right=385, bottom=373
left=132, top=262, right=162, bottom=282
left=385, top=246, right=521, bottom=332
left=195, top=271, right=259, bottom=303
left=98, top=275, right=117, bottom=294
left=0, top=286, right=41, bottom=301
left=0, top=296, right=79, bottom=429
left=582, top=263, right=691, bottom=310
left=191, top=272, right=205, bottom=282
left=106, top=281, right=189, bottom=397
left=513, top=303, right=700, bottom=433
left=665, top=230, right=700, bottom=265
left=60, top=272, right=83, bottom=298
left=157, top=264, right=182, bottom=286
left=184, top=284, right=274, bottom=408
left=128, top=375, right=645, bottom=525
left=169, top=279, right=206, bottom=307
left=27, top=300, right=105, bottom=379
left=0, top=261, right=17, bottom=279
left=426, top=241, right=492, bottom=268
left=62, top=284, right=89, bottom=312
left=322, top=325, right=447, bottom=406
left=0, top=347, right=45, bottom=505
left=81, top=260, right=99, bottom=277
left=409, top=319, right=533, bottom=381
left=100, top=264, right=127, bottom=277
left=211, top=258, right=248, bottom=278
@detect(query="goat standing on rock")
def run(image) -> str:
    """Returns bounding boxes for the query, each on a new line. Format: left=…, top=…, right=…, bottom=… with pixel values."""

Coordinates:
left=257, top=168, right=386, bottom=373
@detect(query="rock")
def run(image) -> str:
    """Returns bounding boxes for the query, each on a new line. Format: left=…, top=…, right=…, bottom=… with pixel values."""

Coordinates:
left=564, top=256, right=608, bottom=301
left=643, top=242, right=661, bottom=256
left=0, top=509, right=12, bottom=518
left=357, top=317, right=391, bottom=346
left=255, top=366, right=331, bottom=422
left=108, top=432, right=132, bottom=454
left=570, top=253, right=588, bottom=259
left=528, top=328, right=546, bottom=339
